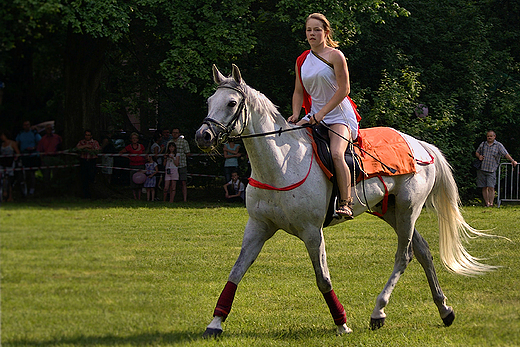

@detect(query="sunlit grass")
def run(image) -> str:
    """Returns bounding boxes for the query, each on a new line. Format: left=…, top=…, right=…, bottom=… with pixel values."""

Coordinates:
left=1, top=200, right=519, bottom=346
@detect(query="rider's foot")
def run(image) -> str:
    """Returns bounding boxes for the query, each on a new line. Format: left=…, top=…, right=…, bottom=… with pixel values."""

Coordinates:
left=336, top=197, right=354, bottom=219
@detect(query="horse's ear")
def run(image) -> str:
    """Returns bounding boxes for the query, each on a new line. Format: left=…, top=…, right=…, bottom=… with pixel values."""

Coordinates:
left=231, top=64, right=242, bottom=84
left=213, top=64, right=225, bottom=84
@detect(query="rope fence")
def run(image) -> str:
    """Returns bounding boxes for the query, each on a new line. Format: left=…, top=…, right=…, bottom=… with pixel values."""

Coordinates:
left=0, top=151, right=214, bottom=158
left=0, top=151, right=224, bottom=179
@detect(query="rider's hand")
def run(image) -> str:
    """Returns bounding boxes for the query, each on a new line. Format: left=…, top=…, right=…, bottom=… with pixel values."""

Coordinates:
left=287, top=114, right=299, bottom=124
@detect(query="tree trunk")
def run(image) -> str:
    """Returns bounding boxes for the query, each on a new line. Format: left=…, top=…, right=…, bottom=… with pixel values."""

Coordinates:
left=63, top=27, right=109, bottom=148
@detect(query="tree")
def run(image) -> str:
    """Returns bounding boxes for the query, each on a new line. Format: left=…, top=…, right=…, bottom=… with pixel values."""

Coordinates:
left=1, top=0, right=257, bottom=146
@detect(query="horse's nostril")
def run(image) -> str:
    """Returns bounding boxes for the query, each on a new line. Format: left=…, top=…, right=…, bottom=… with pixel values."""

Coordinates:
left=204, top=132, right=212, bottom=142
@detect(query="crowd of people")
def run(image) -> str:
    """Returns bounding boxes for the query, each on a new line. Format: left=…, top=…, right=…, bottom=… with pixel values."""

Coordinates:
left=1, top=123, right=517, bottom=208
left=0, top=120, right=249, bottom=204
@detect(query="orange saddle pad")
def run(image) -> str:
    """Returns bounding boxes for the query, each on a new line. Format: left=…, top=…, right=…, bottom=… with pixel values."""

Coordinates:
left=355, top=127, right=416, bottom=182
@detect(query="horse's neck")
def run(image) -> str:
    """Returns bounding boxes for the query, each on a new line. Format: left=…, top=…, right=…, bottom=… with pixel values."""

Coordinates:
left=243, top=110, right=311, bottom=185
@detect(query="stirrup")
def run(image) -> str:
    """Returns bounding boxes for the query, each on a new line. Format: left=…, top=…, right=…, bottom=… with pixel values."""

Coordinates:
left=336, top=197, right=354, bottom=219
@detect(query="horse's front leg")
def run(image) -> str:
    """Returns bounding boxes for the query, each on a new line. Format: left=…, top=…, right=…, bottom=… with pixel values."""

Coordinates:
left=203, top=218, right=276, bottom=338
left=301, top=228, right=352, bottom=335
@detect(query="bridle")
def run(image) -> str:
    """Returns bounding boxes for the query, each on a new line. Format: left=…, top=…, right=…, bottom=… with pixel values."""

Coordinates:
left=202, top=85, right=247, bottom=144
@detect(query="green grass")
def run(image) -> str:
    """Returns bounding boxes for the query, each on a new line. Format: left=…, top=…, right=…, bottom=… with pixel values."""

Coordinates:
left=1, top=200, right=519, bottom=346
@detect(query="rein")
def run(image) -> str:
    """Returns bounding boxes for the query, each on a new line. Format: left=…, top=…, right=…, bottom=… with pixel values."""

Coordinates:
left=317, top=122, right=397, bottom=174
left=229, top=123, right=312, bottom=141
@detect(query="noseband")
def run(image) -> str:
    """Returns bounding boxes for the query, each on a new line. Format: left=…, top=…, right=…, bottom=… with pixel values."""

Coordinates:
left=202, top=85, right=247, bottom=143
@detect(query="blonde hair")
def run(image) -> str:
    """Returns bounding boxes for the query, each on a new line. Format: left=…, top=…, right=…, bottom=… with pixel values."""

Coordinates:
left=306, top=13, right=339, bottom=48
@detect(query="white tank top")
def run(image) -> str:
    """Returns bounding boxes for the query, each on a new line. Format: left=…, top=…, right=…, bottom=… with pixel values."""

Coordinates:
left=301, top=51, right=358, bottom=139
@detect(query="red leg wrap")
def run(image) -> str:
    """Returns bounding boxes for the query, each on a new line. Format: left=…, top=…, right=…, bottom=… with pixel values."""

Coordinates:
left=323, top=289, right=347, bottom=325
left=213, top=281, right=237, bottom=321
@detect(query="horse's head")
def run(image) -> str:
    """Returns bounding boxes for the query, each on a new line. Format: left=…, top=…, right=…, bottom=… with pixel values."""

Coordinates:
left=195, top=64, right=248, bottom=152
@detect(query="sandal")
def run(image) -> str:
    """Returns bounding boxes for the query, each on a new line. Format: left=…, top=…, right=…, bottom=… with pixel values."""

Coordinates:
left=336, top=197, right=354, bottom=219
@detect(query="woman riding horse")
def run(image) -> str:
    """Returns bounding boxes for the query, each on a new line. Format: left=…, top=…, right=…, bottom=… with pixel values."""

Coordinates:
left=288, top=13, right=360, bottom=218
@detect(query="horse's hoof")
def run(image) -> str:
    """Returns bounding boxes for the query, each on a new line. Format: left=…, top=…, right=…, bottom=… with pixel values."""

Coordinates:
left=442, top=311, right=455, bottom=327
left=202, top=328, right=223, bottom=338
left=370, top=317, right=385, bottom=330
left=337, top=323, right=353, bottom=335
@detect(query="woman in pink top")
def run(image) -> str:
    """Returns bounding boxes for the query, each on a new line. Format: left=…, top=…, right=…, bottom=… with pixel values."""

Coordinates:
left=120, top=132, right=146, bottom=199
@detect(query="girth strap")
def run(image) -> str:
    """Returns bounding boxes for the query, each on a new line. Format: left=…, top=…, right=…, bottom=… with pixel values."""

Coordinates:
left=248, top=152, right=314, bottom=191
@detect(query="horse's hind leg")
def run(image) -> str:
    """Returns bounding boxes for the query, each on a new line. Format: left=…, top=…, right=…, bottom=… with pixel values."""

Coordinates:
left=412, top=230, right=455, bottom=326
left=370, top=201, right=418, bottom=330
left=203, top=218, right=276, bottom=338
left=371, top=200, right=454, bottom=329
left=370, top=235, right=414, bottom=330
left=301, top=228, right=352, bottom=335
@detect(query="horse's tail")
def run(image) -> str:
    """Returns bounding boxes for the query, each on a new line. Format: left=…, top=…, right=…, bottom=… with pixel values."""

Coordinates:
left=421, top=141, right=499, bottom=276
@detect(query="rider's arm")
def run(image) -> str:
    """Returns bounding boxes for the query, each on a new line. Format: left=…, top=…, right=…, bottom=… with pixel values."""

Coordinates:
left=289, top=62, right=304, bottom=124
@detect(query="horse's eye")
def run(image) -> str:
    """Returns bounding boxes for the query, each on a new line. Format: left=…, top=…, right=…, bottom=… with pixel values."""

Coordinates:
left=228, top=101, right=237, bottom=107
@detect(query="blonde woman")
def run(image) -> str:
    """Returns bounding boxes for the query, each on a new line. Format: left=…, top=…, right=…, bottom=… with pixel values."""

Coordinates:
left=288, top=13, right=359, bottom=218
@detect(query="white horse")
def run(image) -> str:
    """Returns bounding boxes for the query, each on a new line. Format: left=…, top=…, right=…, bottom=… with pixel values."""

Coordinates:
left=195, top=64, right=496, bottom=337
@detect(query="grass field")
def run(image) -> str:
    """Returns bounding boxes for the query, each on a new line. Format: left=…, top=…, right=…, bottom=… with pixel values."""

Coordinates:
left=1, top=199, right=519, bottom=346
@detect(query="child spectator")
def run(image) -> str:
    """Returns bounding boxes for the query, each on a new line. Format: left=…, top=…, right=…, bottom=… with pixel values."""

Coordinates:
left=143, top=154, right=158, bottom=202
left=223, top=171, right=245, bottom=204
left=163, top=141, right=180, bottom=203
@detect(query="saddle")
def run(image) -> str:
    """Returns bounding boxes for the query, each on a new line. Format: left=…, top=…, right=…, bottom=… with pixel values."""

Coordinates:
left=309, top=125, right=420, bottom=227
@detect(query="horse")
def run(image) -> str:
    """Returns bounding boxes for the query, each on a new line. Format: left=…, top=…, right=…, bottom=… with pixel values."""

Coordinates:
left=195, top=64, right=496, bottom=337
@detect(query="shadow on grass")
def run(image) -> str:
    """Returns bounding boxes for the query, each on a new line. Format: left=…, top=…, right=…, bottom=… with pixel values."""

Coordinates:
left=0, top=198, right=246, bottom=211
left=7, top=330, right=201, bottom=346
left=5, top=326, right=343, bottom=346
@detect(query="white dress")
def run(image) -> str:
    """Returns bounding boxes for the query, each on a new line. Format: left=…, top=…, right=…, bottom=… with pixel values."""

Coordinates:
left=300, top=51, right=359, bottom=140
left=164, top=154, right=179, bottom=181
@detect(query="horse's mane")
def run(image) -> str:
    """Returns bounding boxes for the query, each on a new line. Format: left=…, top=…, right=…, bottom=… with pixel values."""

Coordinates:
left=218, top=77, right=311, bottom=144
left=219, top=78, right=288, bottom=129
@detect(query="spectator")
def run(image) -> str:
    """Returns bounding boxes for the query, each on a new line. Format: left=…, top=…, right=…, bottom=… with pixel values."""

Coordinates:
left=36, top=123, right=62, bottom=182
left=100, top=133, right=117, bottom=184
left=16, top=120, right=41, bottom=195
left=172, top=127, right=190, bottom=202
left=160, top=128, right=173, bottom=149
left=163, top=141, right=180, bottom=203
left=475, top=130, right=517, bottom=207
left=76, top=129, right=100, bottom=199
left=143, top=154, right=158, bottom=202
left=223, top=140, right=241, bottom=183
left=223, top=171, right=245, bottom=204
left=0, top=129, right=20, bottom=202
left=120, top=132, right=146, bottom=200
left=150, top=131, right=163, bottom=194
